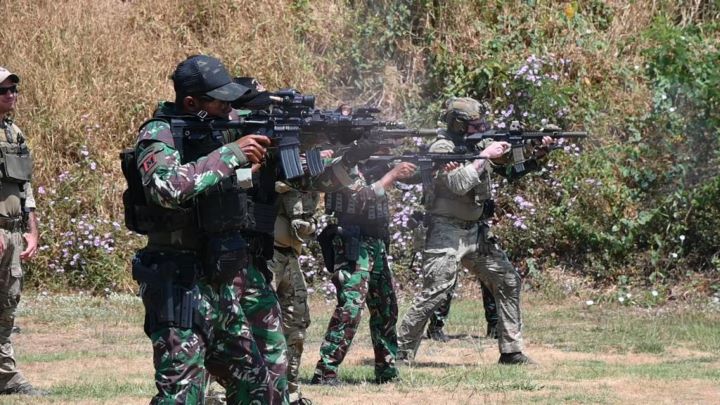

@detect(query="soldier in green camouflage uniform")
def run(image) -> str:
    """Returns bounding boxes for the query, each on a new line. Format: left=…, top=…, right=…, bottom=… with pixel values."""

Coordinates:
left=310, top=158, right=416, bottom=385
left=128, top=55, right=274, bottom=404
left=398, top=97, right=552, bottom=365
left=0, top=67, right=45, bottom=397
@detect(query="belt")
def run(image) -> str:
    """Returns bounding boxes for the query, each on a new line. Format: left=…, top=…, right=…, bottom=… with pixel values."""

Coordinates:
left=0, top=216, right=24, bottom=232
left=430, top=214, right=481, bottom=230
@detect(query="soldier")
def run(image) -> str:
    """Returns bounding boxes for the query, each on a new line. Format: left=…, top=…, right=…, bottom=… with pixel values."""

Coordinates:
left=397, top=97, right=552, bottom=365
left=268, top=179, right=321, bottom=405
left=0, top=67, right=44, bottom=396
left=310, top=149, right=416, bottom=385
left=127, top=55, right=274, bottom=404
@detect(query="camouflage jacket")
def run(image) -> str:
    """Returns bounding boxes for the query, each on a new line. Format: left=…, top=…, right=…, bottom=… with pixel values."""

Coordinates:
left=135, top=103, right=250, bottom=210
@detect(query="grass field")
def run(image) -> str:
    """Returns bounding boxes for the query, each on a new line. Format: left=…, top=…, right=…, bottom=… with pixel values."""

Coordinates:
left=3, top=291, right=719, bottom=404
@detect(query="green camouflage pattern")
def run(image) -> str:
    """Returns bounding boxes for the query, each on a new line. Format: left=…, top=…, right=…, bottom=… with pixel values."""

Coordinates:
left=147, top=280, right=269, bottom=405
left=313, top=237, right=399, bottom=382
left=136, top=119, right=248, bottom=209
left=233, top=258, right=289, bottom=404
left=134, top=109, right=275, bottom=404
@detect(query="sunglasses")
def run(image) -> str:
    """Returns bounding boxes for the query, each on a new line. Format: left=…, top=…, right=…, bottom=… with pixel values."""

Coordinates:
left=0, top=86, right=18, bottom=96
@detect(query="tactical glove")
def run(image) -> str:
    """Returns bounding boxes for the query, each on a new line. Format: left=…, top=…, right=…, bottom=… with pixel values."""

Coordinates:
left=343, top=140, right=378, bottom=166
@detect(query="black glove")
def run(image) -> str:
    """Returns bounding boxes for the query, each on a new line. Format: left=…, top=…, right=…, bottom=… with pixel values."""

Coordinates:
left=343, top=140, right=378, bottom=166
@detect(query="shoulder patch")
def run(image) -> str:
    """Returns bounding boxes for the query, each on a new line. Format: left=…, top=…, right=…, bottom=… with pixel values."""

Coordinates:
left=140, top=153, right=158, bottom=173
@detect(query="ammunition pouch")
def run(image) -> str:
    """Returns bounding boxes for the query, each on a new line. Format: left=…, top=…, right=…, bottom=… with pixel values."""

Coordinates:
left=196, top=183, right=252, bottom=233
left=203, top=233, right=249, bottom=285
left=132, top=251, right=206, bottom=338
left=120, top=148, right=194, bottom=235
left=249, top=202, right=278, bottom=236
left=0, top=143, right=32, bottom=184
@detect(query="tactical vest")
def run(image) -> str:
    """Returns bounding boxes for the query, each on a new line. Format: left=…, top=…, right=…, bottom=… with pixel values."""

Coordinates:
left=325, top=191, right=390, bottom=239
left=0, top=119, right=32, bottom=187
left=424, top=131, right=492, bottom=221
left=121, top=108, right=251, bottom=235
left=274, top=183, right=320, bottom=254
left=0, top=119, right=32, bottom=220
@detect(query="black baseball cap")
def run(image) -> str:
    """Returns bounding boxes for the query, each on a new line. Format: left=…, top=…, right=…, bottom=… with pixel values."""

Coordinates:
left=172, top=55, right=250, bottom=101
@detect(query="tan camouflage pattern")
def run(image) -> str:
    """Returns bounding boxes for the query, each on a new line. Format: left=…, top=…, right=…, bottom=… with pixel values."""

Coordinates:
left=397, top=216, right=523, bottom=357
left=398, top=136, right=525, bottom=359
left=0, top=229, right=28, bottom=391
left=268, top=247, right=310, bottom=403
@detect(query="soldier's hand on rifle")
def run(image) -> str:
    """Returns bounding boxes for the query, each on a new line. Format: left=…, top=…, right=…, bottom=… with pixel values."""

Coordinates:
left=533, top=136, right=555, bottom=159
left=479, top=141, right=511, bottom=159
left=390, top=162, right=417, bottom=180
left=320, top=149, right=335, bottom=159
left=443, top=161, right=462, bottom=172
left=542, top=136, right=555, bottom=146
left=236, top=134, right=271, bottom=164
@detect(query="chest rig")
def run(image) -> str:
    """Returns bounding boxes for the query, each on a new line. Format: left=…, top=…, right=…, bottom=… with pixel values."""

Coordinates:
left=0, top=118, right=33, bottom=190
left=121, top=111, right=252, bottom=235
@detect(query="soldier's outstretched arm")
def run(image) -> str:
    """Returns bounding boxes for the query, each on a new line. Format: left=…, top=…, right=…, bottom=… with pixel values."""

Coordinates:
left=135, top=120, right=266, bottom=209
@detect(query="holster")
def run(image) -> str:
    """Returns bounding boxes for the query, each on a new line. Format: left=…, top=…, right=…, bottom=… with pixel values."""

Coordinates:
left=341, top=224, right=361, bottom=263
left=132, top=251, right=207, bottom=339
left=318, top=224, right=339, bottom=272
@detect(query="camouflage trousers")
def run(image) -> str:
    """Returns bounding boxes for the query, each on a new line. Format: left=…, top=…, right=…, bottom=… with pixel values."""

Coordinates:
left=233, top=256, right=289, bottom=405
left=427, top=281, right=497, bottom=334
left=0, top=230, right=29, bottom=391
left=142, top=277, right=268, bottom=405
left=268, top=247, right=310, bottom=403
left=314, top=236, right=399, bottom=381
left=398, top=216, right=523, bottom=359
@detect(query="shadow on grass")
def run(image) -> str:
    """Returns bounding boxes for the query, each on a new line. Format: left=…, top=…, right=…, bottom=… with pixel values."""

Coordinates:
left=358, top=358, right=479, bottom=368
left=298, top=375, right=388, bottom=386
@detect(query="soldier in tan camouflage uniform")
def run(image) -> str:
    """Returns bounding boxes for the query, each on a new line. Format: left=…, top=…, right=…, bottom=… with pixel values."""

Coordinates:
left=268, top=179, right=323, bottom=405
left=0, top=67, right=44, bottom=396
left=398, top=97, right=552, bottom=365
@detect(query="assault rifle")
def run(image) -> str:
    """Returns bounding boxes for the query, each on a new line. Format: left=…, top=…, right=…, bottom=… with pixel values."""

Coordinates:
left=466, top=120, right=587, bottom=173
left=364, top=151, right=487, bottom=190
left=168, top=90, right=438, bottom=179
left=300, top=107, right=438, bottom=145
left=165, top=89, right=322, bottom=180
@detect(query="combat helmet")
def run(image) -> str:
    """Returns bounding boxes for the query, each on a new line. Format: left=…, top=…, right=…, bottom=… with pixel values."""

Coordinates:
left=440, top=97, right=489, bottom=134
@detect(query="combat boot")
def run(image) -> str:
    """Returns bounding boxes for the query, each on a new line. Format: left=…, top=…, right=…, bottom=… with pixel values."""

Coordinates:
left=290, top=397, right=313, bottom=405
left=426, top=328, right=450, bottom=343
left=309, top=374, right=341, bottom=387
left=498, top=352, right=537, bottom=365
left=0, top=383, right=48, bottom=396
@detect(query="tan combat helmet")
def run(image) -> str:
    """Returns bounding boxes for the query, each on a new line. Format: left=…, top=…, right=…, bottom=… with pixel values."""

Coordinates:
left=440, top=97, right=488, bottom=134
